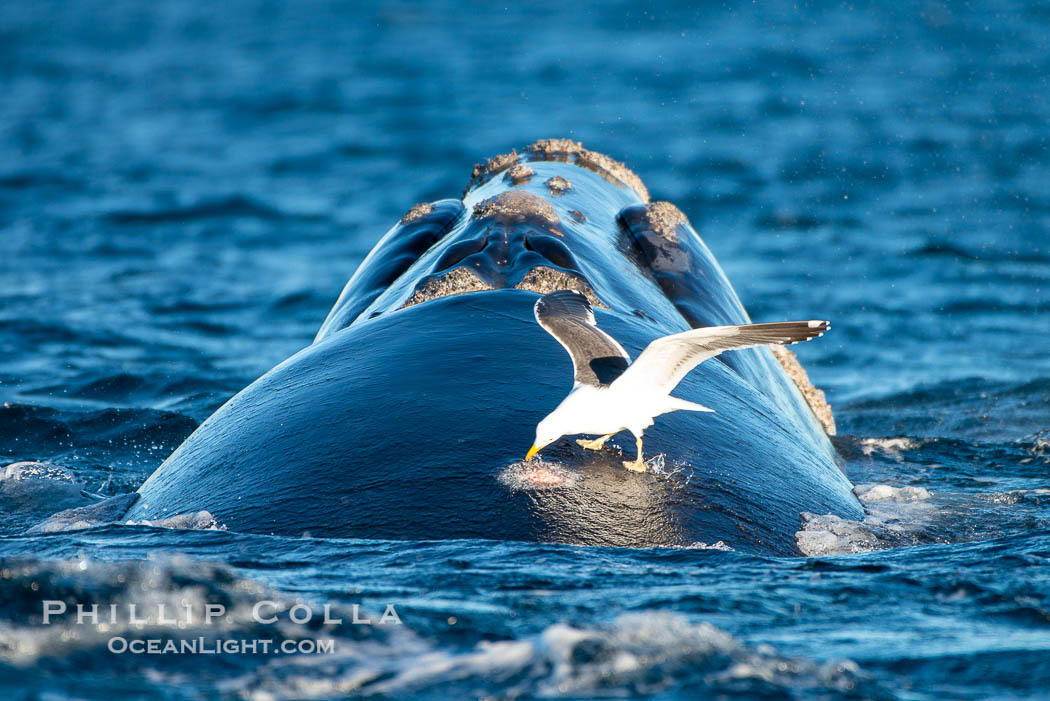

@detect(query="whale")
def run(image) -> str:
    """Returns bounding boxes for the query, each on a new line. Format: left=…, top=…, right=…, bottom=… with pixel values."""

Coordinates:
left=122, top=139, right=862, bottom=555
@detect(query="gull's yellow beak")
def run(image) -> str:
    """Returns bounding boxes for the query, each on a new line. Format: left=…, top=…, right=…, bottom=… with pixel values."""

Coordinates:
left=525, top=444, right=540, bottom=461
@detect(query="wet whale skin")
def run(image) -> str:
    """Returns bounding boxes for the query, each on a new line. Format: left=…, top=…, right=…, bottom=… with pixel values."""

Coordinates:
left=127, top=160, right=862, bottom=554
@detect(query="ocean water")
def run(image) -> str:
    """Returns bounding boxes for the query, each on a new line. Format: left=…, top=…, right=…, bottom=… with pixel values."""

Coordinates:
left=1, top=1, right=1049, bottom=698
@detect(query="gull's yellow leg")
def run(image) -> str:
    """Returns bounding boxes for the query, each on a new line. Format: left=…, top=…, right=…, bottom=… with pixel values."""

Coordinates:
left=623, top=435, right=647, bottom=472
left=576, top=433, right=615, bottom=451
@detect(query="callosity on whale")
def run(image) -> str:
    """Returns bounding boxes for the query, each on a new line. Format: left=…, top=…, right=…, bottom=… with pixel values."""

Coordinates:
left=123, top=139, right=861, bottom=554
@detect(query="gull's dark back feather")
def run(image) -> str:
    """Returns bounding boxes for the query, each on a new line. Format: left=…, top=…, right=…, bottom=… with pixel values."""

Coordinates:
left=534, top=290, right=630, bottom=387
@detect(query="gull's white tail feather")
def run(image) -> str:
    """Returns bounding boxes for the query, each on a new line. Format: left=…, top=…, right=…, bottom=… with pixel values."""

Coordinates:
left=664, top=397, right=715, bottom=414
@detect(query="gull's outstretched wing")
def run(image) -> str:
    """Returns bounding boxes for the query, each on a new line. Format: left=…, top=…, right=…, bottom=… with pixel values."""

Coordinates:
left=534, top=290, right=630, bottom=387
left=614, top=320, right=829, bottom=395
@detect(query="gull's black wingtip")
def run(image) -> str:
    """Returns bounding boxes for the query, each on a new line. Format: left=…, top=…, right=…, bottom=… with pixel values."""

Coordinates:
left=777, top=319, right=831, bottom=345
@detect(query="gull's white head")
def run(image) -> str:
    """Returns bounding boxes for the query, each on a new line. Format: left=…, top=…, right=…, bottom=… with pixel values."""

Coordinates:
left=526, top=412, right=567, bottom=461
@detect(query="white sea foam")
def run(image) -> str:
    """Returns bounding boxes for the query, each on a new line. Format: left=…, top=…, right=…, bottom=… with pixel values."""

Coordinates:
left=795, top=513, right=890, bottom=556
left=686, top=540, right=734, bottom=551
left=853, top=483, right=932, bottom=503
left=246, top=611, right=868, bottom=698
left=980, top=488, right=1050, bottom=505
left=1023, top=430, right=1050, bottom=463
left=796, top=482, right=938, bottom=556
left=125, top=510, right=225, bottom=531
left=0, top=559, right=873, bottom=699
left=643, top=452, right=668, bottom=473
left=859, top=437, right=921, bottom=459
left=0, top=557, right=401, bottom=670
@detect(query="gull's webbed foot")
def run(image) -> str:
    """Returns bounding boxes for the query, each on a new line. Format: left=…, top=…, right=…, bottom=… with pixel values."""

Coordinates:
left=576, top=434, right=614, bottom=451
left=622, top=458, right=647, bottom=472
left=622, top=435, right=647, bottom=472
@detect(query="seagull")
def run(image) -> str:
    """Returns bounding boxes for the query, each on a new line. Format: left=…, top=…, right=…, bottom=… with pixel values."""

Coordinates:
left=525, top=290, right=829, bottom=472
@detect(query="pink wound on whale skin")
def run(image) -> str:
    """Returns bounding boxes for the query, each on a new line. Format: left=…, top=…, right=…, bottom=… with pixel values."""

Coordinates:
left=498, top=461, right=577, bottom=491
left=524, top=467, right=565, bottom=487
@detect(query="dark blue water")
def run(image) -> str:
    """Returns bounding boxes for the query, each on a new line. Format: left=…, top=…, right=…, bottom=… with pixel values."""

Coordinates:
left=2, top=1, right=1048, bottom=698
